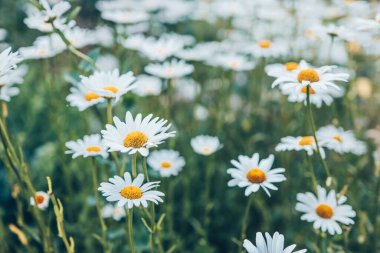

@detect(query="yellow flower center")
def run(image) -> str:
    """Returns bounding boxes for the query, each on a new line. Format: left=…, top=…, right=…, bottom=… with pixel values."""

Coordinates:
left=103, top=86, right=119, bottom=94
left=161, top=161, right=172, bottom=169
left=86, top=146, right=101, bottom=152
left=301, top=85, right=316, bottom=94
left=258, top=40, right=272, bottom=49
left=298, top=136, right=315, bottom=146
left=315, top=204, right=334, bottom=219
left=246, top=168, right=266, bottom=183
left=297, top=69, right=320, bottom=83
left=202, top=147, right=212, bottom=154
left=124, top=131, right=148, bottom=148
left=285, top=62, right=299, bottom=71
left=333, top=135, right=343, bottom=142
left=120, top=186, right=142, bottom=199
left=85, top=92, right=100, bottom=101
left=35, top=195, right=45, bottom=204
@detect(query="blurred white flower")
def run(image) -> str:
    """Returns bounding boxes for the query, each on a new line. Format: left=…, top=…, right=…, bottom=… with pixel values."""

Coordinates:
left=145, top=59, right=194, bottom=79
left=19, top=35, right=66, bottom=59
left=208, top=53, right=255, bottom=71
left=133, top=75, right=162, bottom=97
left=96, top=54, right=119, bottom=71
left=101, top=112, right=176, bottom=157
left=227, top=153, right=286, bottom=197
left=65, top=134, right=109, bottom=159
left=296, top=186, right=356, bottom=235
left=243, top=232, right=306, bottom=253
left=98, top=172, right=164, bottom=208
left=0, top=48, right=22, bottom=78
left=174, top=78, right=200, bottom=102
left=191, top=135, right=222, bottom=156
left=101, top=204, right=126, bottom=221
left=317, top=125, right=367, bottom=155
left=30, top=191, right=50, bottom=210
left=147, top=149, right=185, bottom=177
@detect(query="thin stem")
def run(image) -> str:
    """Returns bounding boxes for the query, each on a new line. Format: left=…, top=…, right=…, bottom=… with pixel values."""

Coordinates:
left=306, top=86, right=331, bottom=181
left=305, top=153, right=318, bottom=192
left=131, top=154, right=137, bottom=178
left=238, top=196, right=253, bottom=253
left=106, top=99, right=113, bottom=125
left=91, top=158, right=109, bottom=253
left=127, top=209, right=135, bottom=253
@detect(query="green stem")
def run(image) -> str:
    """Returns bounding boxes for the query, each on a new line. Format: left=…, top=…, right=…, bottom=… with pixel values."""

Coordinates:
left=238, top=196, right=253, bottom=253
left=106, top=99, right=113, bottom=125
left=91, top=158, right=109, bottom=253
left=305, top=153, right=318, bottom=192
left=306, top=86, right=331, bottom=182
left=131, top=154, right=137, bottom=178
left=127, top=209, right=135, bottom=253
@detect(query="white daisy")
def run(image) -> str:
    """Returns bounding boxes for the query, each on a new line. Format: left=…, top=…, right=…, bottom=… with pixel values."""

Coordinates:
left=101, top=111, right=176, bottom=157
left=19, top=35, right=66, bottom=60
left=296, top=186, right=356, bottom=235
left=207, top=53, right=255, bottom=71
left=0, top=48, right=22, bottom=78
left=190, top=135, right=222, bottom=156
left=80, top=69, right=136, bottom=102
left=30, top=191, right=50, bottom=210
left=132, top=75, right=162, bottom=97
left=243, top=232, right=307, bottom=253
left=145, top=59, right=194, bottom=79
left=355, top=13, right=380, bottom=31
left=65, top=134, right=109, bottom=159
left=98, top=172, right=164, bottom=208
left=101, top=204, right=126, bottom=221
left=100, top=10, right=149, bottom=24
left=227, top=153, right=286, bottom=197
left=266, top=60, right=308, bottom=78
left=66, top=85, right=105, bottom=111
left=317, top=125, right=367, bottom=155
left=275, top=136, right=326, bottom=158
left=0, top=84, right=20, bottom=102
left=272, top=64, right=349, bottom=94
left=140, top=35, right=185, bottom=61
left=249, top=39, right=288, bottom=58
left=147, top=149, right=185, bottom=177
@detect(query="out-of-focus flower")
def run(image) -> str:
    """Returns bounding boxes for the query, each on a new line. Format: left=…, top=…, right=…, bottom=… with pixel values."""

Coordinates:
left=101, top=10, right=149, bottom=24
left=207, top=53, right=255, bottom=71
left=227, top=153, right=286, bottom=197
left=0, top=48, right=22, bottom=78
left=80, top=69, right=136, bottom=102
left=133, top=75, right=162, bottom=97
left=317, top=125, right=367, bottom=155
left=275, top=136, right=326, bottom=158
left=355, top=13, right=380, bottom=31
left=296, top=186, right=356, bottom=235
left=249, top=39, right=288, bottom=58
left=19, top=35, right=66, bottom=59
left=65, top=134, right=109, bottom=159
left=266, top=60, right=308, bottom=78
left=101, top=204, right=126, bottom=221
left=101, top=112, right=176, bottom=157
left=24, top=0, right=73, bottom=32
left=243, top=232, right=306, bottom=253
left=30, top=191, right=50, bottom=210
left=145, top=59, right=194, bottom=79
left=191, top=135, right=222, bottom=156
left=98, top=172, right=164, bottom=208
left=140, top=35, right=185, bottom=61
left=66, top=85, right=105, bottom=111
left=96, top=54, right=119, bottom=71
left=174, top=78, right=200, bottom=102
left=147, top=149, right=185, bottom=177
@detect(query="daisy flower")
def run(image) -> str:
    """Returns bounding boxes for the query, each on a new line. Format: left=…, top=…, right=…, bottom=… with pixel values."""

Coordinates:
left=98, top=172, right=164, bottom=208
left=296, top=186, right=356, bottom=235
left=101, top=111, right=176, bottom=157
left=30, top=191, right=50, bottom=210
left=132, top=75, right=162, bottom=97
left=317, top=125, right=367, bottom=155
left=265, top=60, right=307, bottom=78
left=275, top=136, right=326, bottom=158
left=0, top=84, right=20, bottom=102
left=145, top=59, right=194, bottom=79
left=243, top=232, right=306, bottom=253
left=101, top=204, right=126, bottom=221
left=65, top=134, right=109, bottom=159
left=227, top=153, right=286, bottom=197
left=140, top=35, right=185, bottom=61
left=207, top=53, right=255, bottom=71
left=80, top=69, right=136, bottom=102
left=272, top=63, right=349, bottom=94
left=190, top=135, right=222, bottom=156
left=66, top=85, right=105, bottom=111
left=19, top=34, right=66, bottom=60
left=100, top=10, right=149, bottom=24
left=0, top=47, right=22, bottom=78
left=249, top=39, right=288, bottom=58
left=147, top=149, right=185, bottom=177
left=355, top=13, right=380, bottom=31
